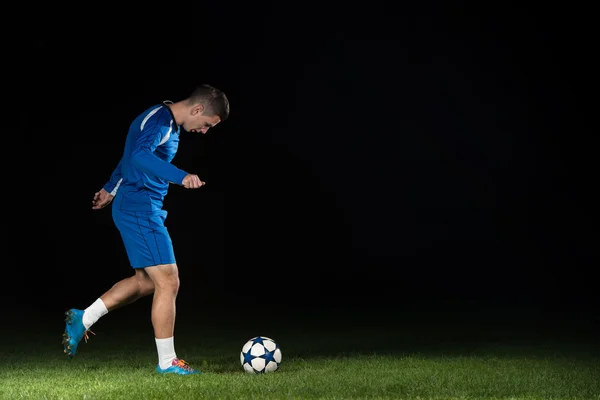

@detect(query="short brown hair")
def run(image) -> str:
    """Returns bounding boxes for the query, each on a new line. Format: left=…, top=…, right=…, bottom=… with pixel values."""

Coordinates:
left=187, top=84, right=230, bottom=121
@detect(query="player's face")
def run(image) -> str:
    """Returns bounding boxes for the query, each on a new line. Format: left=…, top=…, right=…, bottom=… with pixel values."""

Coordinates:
left=185, top=105, right=221, bottom=134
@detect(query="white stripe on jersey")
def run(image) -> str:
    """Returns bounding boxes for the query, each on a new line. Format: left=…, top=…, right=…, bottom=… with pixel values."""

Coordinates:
left=158, top=120, right=173, bottom=146
left=140, top=106, right=172, bottom=147
left=140, top=107, right=162, bottom=131
left=111, top=178, right=123, bottom=196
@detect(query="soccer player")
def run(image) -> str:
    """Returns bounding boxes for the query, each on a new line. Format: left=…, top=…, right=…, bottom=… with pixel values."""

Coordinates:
left=62, top=84, right=229, bottom=375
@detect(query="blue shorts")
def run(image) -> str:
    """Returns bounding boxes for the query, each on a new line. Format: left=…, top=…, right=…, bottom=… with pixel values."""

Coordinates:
left=112, top=207, right=176, bottom=268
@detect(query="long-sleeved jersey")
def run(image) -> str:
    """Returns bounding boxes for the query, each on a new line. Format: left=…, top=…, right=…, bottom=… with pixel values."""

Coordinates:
left=103, top=101, right=189, bottom=211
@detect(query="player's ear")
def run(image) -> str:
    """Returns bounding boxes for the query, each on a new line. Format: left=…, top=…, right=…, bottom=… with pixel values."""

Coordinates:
left=191, top=103, right=205, bottom=115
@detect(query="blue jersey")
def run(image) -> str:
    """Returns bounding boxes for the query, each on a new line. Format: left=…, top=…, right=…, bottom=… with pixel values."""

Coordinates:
left=103, top=101, right=189, bottom=211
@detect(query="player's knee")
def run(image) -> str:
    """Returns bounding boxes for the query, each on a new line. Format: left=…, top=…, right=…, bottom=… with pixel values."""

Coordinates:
left=161, top=275, right=179, bottom=294
left=147, top=263, right=179, bottom=293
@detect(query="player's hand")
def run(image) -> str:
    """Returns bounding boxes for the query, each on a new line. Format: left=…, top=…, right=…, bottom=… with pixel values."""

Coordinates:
left=92, top=188, right=114, bottom=210
left=182, top=174, right=205, bottom=189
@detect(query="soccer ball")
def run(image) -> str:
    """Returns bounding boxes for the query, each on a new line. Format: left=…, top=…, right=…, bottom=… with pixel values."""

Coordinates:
left=240, top=336, right=282, bottom=374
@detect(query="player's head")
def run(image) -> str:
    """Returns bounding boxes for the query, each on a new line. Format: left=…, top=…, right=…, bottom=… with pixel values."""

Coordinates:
left=181, top=84, right=230, bottom=134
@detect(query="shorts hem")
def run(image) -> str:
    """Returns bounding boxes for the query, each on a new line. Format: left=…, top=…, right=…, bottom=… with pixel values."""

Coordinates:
left=132, top=260, right=177, bottom=269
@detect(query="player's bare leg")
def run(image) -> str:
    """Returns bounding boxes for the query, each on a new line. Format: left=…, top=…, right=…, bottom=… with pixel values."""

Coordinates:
left=63, top=269, right=155, bottom=357
left=100, top=269, right=155, bottom=311
left=144, top=263, right=198, bottom=374
left=144, top=263, right=179, bottom=339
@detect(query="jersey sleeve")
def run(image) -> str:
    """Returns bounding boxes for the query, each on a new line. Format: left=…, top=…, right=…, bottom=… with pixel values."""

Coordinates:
left=103, top=158, right=124, bottom=195
left=130, top=109, right=189, bottom=185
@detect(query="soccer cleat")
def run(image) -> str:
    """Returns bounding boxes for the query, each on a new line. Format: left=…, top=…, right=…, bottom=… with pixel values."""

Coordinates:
left=62, top=309, right=95, bottom=358
left=156, top=358, right=201, bottom=375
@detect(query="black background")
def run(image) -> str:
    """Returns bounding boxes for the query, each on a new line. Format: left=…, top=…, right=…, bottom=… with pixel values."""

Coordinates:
left=3, top=3, right=597, bottom=331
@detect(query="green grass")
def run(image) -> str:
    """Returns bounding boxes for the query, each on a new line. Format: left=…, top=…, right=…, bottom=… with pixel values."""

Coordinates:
left=1, top=306, right=599, bottom=399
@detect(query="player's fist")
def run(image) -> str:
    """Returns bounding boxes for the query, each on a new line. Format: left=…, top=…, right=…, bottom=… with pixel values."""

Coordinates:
left=182, top=174, right=205, bottom=189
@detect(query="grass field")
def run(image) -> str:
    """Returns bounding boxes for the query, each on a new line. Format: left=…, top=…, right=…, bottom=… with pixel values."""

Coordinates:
left=1, top=304, right=598, bottom=399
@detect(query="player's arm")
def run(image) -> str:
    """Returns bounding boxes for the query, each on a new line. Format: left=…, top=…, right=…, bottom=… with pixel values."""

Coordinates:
left=92, top=158, right=123, bottom=210
left=130, top=111, right=189, bottom=185
left=103, top=158, right=124, bottom=196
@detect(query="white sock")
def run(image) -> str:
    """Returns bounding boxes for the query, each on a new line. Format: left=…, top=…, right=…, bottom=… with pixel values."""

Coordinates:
left=156, top=337, right=177, bottom=370
left=82, top=298, right=108, bottom=330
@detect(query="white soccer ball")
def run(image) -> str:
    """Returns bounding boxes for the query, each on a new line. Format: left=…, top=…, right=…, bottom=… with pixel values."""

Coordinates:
left=240, top=336, right=282, bottom=374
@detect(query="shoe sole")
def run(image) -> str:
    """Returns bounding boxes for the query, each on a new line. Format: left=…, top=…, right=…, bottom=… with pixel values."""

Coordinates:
left=62, top=310, right=76, bottom=357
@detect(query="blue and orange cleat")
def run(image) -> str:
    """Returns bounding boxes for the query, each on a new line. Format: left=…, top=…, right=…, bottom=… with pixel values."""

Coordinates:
left=62, top=309, right=94, bottom=358
left=156, top=358, right=201, bottom=375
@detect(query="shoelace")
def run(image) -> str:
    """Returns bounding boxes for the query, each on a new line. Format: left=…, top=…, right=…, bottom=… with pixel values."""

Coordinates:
left=83, top=330, right=95, bottom=343
left=175, top=359, right=195, bottom=372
